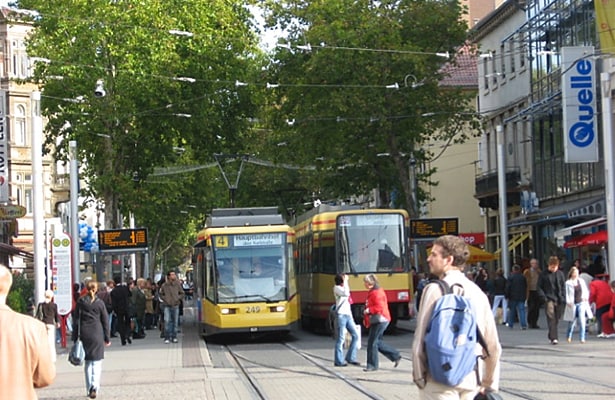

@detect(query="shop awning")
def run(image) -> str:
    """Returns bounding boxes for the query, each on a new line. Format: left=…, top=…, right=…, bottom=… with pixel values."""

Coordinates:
left=554, top=217, right=606, bottom=240
left=508, top=196, right=605, bottom=228
left=578, top=230, right=608, bottom=246
left=563, top=234, right=588, bottom=249
left=564, top=230, right=608, bottom=248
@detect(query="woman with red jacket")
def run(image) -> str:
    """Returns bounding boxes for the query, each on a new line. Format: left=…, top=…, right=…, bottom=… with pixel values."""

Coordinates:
left=597, top=280, right=615, bottom=338
left=589, top=278, right=613, bottom=334
left=362, top=274, right=401, bottom=372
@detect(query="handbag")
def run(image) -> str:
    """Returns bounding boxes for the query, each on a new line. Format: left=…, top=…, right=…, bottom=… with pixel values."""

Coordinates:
left=68, top=311, right=85, bottom=366
left=68, top=339, right=85, bottom=366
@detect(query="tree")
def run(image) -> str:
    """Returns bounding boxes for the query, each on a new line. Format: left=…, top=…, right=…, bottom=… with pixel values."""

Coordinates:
left=18, top=0, right=263, bottom=262
left=260, top=0, right=480, bottom=215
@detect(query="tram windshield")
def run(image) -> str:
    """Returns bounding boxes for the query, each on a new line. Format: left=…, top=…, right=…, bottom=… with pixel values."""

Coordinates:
left=337, top=213, right=405, bottom=273
left=211, top=232, right=287, bottom=303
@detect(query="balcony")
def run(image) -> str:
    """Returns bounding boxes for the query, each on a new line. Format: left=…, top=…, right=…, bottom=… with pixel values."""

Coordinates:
left=474, top=167, right=523, bottom=209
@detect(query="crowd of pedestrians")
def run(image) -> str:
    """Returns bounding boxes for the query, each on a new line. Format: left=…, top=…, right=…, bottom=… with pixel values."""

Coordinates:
left=454, top=254, right=615, bottom=346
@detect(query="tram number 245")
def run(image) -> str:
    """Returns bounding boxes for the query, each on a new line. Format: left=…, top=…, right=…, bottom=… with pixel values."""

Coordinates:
left=246, top=306, right=261, bottom=313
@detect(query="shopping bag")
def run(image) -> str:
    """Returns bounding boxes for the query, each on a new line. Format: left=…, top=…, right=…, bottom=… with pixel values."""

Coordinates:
left=68, top=339, right=85, bottom=366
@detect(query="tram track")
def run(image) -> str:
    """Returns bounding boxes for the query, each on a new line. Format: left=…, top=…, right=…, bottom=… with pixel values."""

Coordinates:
left=223, top=342, right=386, bottom=400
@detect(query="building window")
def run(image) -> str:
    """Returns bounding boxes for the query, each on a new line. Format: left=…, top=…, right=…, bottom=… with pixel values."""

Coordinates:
left=15, top=104, right=26, bottom=145
left=14, top=173, right=33, bottom=215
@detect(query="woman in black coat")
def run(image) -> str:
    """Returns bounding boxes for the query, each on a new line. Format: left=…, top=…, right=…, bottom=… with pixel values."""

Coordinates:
left=72, top=281, right=110, bottom=399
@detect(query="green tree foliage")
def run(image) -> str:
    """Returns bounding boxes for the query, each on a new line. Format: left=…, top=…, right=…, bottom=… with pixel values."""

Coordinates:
left=18, top=0, right=263, bottom=257
left=6, top=272, right=34, bottom=314
left=259, top=0, right=480, bottom=215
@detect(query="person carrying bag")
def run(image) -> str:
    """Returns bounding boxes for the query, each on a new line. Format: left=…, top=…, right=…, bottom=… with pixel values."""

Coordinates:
left=68, top=313, right=85, bottom=366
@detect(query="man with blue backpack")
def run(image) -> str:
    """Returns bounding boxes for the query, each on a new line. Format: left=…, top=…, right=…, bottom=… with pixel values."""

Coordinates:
left=412, top=235, right=502, bottom=399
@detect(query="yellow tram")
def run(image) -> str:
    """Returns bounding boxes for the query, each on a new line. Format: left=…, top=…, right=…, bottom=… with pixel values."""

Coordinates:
left=293, top=205, right=412, bottom=331
left=193, top=207, right=299, bottom=337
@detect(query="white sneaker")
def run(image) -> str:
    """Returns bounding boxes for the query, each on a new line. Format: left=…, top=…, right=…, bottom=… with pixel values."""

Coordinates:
left=172, top=338, right=178, bottom=343
left=164, top=339, right=170, bottom=344
left=597, top=333, right=607, bottom=338
left=606, top=333, right=615, bottom=338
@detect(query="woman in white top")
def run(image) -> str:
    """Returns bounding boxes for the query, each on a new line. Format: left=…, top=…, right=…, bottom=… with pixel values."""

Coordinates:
left=333, top=273, right=360, bottom=367
left=564, top=266, right=593, bottom=343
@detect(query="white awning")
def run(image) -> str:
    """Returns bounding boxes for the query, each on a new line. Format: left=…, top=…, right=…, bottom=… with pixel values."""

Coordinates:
left=554, top=217, right=607, bottom=240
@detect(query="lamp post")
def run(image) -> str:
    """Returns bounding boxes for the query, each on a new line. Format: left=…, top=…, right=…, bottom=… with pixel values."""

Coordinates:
left=31, top=91, right=45, bottom=304
left=496, top=125, right=510, bottom=277
left=601, top=58, right=615, bottom=279
left=69, top=140, right=80, bottom=285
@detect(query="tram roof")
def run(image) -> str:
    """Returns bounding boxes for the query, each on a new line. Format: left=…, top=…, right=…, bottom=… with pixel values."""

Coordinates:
left=205, top=207, right=285, bottom=228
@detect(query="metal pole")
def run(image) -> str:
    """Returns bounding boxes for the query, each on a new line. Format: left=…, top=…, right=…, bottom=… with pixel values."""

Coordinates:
left=31, top=91, right=46, bottom=304
left=601, top=61, right=615, bottom=279
left=410, top=156, right=419, bottom=271
left=69, top=141, right=80, bottom=286
left=496, top=125, right=510, bottom=277
left=129, top=212, right=136, bottom=280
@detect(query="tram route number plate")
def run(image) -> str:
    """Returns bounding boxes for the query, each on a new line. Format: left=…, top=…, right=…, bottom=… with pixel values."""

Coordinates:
left=410, top=218, right=458, bottom=239
left=246, top=306, right=261, bottom=313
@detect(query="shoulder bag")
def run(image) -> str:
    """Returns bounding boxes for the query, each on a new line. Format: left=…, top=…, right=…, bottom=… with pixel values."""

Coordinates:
left=68, top=309, right=85, bottom=366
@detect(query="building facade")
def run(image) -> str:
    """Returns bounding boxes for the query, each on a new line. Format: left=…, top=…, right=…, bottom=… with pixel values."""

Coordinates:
left=0, top=7, right=68, bottom=269
left=472, top=0, right=612, bottom=271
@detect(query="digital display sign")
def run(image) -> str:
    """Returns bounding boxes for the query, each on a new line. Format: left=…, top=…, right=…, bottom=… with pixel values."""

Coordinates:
left=98, top=228, right=148, bottom=251
left=411, top=218, right=458, bottom=239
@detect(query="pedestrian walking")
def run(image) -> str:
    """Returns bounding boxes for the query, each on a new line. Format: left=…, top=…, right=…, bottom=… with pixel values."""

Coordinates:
left=524, top=258, right=542, bottom=329
left=537, top=256, right=566, bottom=345
left=491, top=268, right=508, bottom=324
left=505, top=264, right=528, bottom=329
left=110, top=276, right=132, bottom=346
left=412, top=235, right=501, bottom=399
left=72, top=280, right=111, bottom=399
left=0, top=265, right=55, bottom=399
left=159, top=271, right=184, bottom=344
left=35, top=289, right=60, bottom=362
left=564, top=266, right=592, bottom=343
left=332, top=273, right=360, bottom=367
left=362, top=274, right=401, bottom=372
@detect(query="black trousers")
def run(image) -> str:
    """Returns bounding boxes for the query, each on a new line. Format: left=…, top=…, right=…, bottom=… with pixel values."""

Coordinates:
left=527, top=290, right=541, bottom=328
left=115, top=311, right=131, bottom=344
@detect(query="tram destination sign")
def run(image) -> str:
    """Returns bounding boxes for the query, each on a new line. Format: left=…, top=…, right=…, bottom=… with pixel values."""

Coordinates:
left=98, top=228, right=148, bottom=251
left=411, top=218, right=458, bottom=239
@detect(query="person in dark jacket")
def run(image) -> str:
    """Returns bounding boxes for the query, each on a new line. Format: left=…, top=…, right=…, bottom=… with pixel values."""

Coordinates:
left=36, top=289, right=60, bottom=362
left=72, top=281, right=110, bottom=399
left=537, top=256, right=566, bottom=344
left=110, top=275, right=132, bottom=346
left=505, top=265, right=528, bottom=329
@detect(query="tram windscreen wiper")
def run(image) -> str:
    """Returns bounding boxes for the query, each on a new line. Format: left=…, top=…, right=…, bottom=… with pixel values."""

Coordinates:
left=227, top=295, right=275, bottom=303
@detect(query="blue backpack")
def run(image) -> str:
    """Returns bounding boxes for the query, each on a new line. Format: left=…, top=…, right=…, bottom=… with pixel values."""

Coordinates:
left=424, top=280, right=487, bottom=387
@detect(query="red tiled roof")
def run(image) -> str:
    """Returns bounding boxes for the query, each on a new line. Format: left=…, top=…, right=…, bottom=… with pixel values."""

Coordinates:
left=439, top=45, right=478, bottom=89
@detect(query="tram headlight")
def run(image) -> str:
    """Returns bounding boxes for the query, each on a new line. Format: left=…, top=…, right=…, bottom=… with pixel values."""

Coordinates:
left=220, top=308, right=237, bottom=315
left=269, top=305, right=286, bottom=313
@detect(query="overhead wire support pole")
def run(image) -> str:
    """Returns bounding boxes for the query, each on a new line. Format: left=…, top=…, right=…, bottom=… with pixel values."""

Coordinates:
left=496, top=125, right=510, bottom=277
left=601, top=58, right=615, bottom=278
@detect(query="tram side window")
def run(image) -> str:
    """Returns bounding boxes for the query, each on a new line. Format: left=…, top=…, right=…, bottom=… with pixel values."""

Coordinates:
left=319, top=231, right=336, bottom=274
left=205, top=249, right=216, bottom=300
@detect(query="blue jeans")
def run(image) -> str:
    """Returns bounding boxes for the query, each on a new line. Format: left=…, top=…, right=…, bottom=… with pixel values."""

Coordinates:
left=507, top=300, right=527, bottom=328
left=84, top=359, right=102, bottom=393
left=334, top=314, right=359, bottom=365
left=566, top=303, right=587, bottom=341
left=366, top=321, right=399, bottom=370
left=164, top=305, right=179, bottom=340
